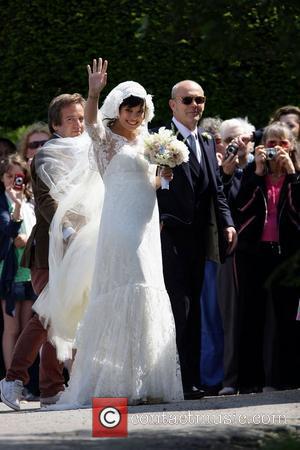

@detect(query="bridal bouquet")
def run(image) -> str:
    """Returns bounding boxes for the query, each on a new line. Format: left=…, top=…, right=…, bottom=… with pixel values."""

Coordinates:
left=144, top=127, right=189, bottom=189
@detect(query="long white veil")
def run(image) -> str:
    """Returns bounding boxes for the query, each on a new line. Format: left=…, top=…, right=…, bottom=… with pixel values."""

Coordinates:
left=33, top=81, right=155, bottom=361
left=33, top=132, right=104, bottom=361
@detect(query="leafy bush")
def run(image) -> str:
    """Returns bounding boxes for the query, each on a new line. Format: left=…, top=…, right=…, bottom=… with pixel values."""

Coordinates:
left=0, top=0, right=299, bottom=130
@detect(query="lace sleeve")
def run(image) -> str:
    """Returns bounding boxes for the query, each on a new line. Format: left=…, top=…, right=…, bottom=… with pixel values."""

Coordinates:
left=85, top=111, right=117, bottom=177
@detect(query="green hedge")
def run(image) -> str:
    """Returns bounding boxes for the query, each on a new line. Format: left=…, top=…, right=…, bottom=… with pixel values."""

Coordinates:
left=0, top=0, right=299, bottom=134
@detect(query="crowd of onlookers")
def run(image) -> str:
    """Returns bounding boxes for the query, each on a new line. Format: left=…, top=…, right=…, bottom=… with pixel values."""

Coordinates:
left=0, top=125, right=51, bottom=398
left=199, top=105, right=300, bottom=395
left=0, top=101, right=299, bottom=402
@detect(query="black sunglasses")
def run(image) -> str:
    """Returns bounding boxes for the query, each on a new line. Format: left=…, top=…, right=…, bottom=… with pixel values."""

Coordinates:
left=177, top=96, right=206, bottom=105
left=27, top=140, right=48, bottom=149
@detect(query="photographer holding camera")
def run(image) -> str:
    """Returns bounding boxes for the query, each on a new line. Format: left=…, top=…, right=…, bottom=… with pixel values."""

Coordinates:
left=220, top=118, right=255, bottom=186
left=234, top=122, right=300, bottom=392
left=0, top=155, right=36, bottom=376
left=216, top=118, right=255, bottom=396
left=254, top=137, right=296, bottom=178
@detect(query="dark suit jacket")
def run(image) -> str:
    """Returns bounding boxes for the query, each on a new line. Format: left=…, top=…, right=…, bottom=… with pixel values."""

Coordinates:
left=22, top=144, right=58, bottom=269
left=156, top=121, right=234, bottom=263
left=22, top=134, right=60, bottom=269
left=22, top=133, right=78, bottom=269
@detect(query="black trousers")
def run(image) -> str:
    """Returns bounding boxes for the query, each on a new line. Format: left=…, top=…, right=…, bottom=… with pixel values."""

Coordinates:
left=161, top=225, right=205, bottom=389
left=235, top=243, right=300, bottom=389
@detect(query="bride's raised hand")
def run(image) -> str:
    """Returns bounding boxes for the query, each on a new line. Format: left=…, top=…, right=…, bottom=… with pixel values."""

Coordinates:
left=87, top=58, right=108, bottom=97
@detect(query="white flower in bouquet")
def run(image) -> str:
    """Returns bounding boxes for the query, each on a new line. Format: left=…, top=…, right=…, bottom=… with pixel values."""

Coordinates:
left=144, top=127, right=189, bottom=189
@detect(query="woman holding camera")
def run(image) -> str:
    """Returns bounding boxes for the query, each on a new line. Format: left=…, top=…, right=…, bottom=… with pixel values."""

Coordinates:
left=234, top=122, right=300, bottom=392
left=0, top=155, right=36, bottom=371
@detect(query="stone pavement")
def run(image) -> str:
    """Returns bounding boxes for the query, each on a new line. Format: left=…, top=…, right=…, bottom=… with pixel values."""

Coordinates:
left=0, top=389, right=299, bottom=449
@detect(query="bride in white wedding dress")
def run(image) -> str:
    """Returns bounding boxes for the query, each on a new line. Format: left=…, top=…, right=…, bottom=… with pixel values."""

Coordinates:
left=47, top=59, right=183, bottom=408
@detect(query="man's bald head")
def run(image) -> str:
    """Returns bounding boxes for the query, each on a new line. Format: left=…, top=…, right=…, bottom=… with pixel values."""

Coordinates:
left=169, top=80, right=206, bottom=131
left=171, top=80, right=204, bottom=99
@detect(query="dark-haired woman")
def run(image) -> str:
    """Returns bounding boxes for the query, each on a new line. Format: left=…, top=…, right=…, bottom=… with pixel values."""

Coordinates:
left=41, top=59, right=183, bottom=409
left=0, top=155, right=36, bottom=370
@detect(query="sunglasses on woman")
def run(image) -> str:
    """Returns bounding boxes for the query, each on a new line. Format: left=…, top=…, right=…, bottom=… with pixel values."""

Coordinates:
left=177, top=96, right=206, bottom=105
left=27, top=140, right=48, bottom=149
left=265, top=139, right=290, bottom=148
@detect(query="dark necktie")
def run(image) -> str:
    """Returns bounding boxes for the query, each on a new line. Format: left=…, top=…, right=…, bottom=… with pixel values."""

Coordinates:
left=188, top=133, right=201, bottom=164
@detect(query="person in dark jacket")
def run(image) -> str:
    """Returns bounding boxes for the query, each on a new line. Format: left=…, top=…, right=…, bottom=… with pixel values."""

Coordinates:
left=156, top=80, right=237, bottom=399
left=234, top=122, right=300, bottom=392
left=217, top=118, right=255, bottom=396
left=0, top=155, right=36, bottom=369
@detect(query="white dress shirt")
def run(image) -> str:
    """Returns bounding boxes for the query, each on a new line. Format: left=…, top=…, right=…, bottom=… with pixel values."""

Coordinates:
left=172, top=117, right=201, bottom=163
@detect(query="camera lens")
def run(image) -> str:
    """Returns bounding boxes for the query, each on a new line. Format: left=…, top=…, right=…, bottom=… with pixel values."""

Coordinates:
left=226, top=143, right=239, bottom=156
left=266, top=148, right=277, bottom=160
left=15, top=177, right=23, bottom=185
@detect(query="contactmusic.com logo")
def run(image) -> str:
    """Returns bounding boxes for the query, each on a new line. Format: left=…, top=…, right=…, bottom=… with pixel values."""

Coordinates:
left=92, top=398, right=128, bottom=438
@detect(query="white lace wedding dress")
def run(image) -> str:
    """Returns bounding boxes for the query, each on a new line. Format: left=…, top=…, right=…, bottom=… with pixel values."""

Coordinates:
left=52, top=117, right=183, bottom=408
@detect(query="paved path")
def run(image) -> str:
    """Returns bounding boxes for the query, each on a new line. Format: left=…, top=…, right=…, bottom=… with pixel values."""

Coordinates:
left=0, top=389, right=299, bottom=449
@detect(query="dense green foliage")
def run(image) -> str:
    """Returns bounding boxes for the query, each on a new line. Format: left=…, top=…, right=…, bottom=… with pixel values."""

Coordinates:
left=0, top=0, right=299, bottom=135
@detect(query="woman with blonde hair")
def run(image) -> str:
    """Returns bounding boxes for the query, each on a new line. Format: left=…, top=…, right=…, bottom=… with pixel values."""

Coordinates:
left=18, top=122, right=50, bottom=166
left=235, top=122, right=300, bottom=391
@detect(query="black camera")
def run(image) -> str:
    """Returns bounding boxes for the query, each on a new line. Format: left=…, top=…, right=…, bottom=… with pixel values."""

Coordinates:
left=225, top=142, right=239, bottom=158
left=266, top=148, right=277, bottom=160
